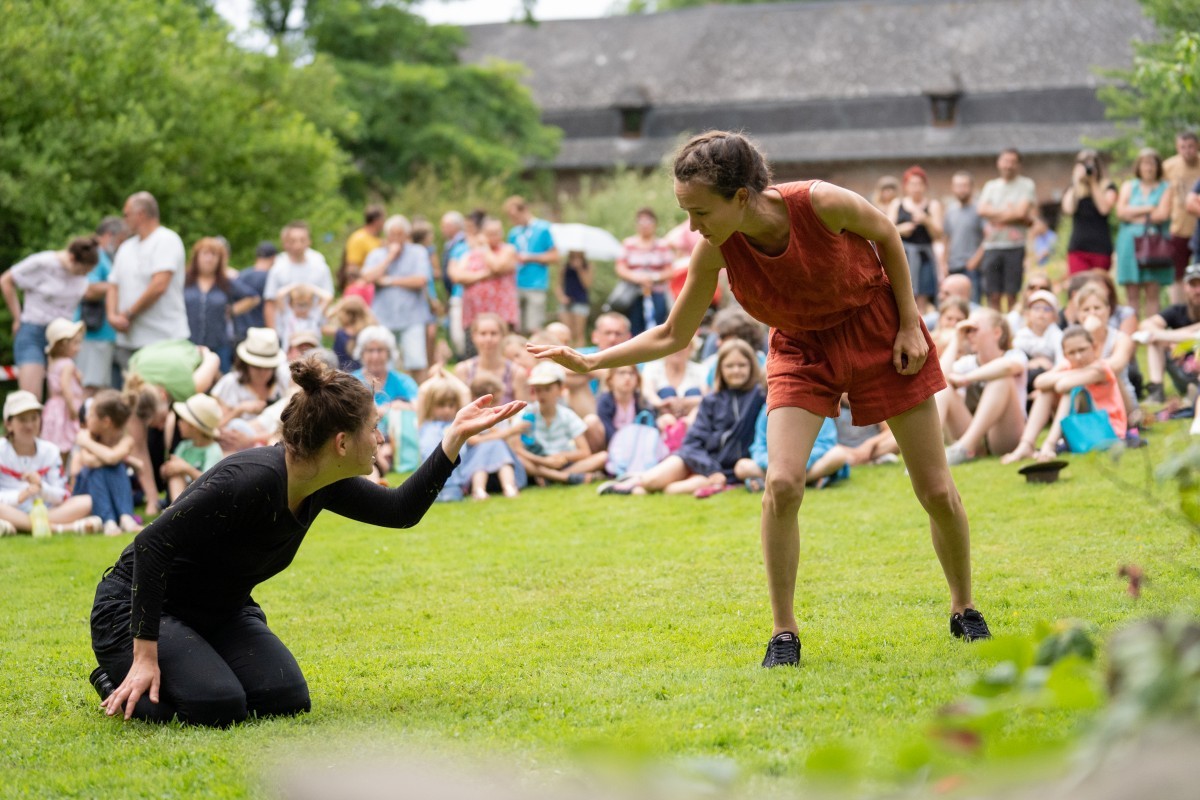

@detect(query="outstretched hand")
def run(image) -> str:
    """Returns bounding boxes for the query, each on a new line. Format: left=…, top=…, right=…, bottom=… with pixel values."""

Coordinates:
left=442, top=395, right=526, bottom=461
left=526, top=343, right=592, bottom=374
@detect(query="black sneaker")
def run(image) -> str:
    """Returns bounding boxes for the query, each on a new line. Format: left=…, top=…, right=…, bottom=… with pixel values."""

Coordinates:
left=1146, top=383, right=1165, bottom=404
left=761, top=631, right=801, bottom=667
left=90, top=667, right=115, bottom=701
left=950, top=609, right=992, bottom=642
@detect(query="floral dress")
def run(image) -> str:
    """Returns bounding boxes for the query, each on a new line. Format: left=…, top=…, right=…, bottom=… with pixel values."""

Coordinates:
left=462, top=247, right=519, bottom=331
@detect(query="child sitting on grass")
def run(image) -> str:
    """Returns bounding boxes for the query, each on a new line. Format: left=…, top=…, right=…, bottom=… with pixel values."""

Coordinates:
left=0, top=391, right=100, bottom=535
left=514, top=362, right=607, bottom=485
left=1001, top=324, right=1127, bottom=463
left=736, top=405, right=850, bottom=493
left=1011, top=289, right=1063, bottom=396
left=74, top=389, right=144, bottom=536
left=598, top=340, right=765, bottom=497
left=595, top=365, right=654, bottom=447
left=160, top=394, right=225, bottom=504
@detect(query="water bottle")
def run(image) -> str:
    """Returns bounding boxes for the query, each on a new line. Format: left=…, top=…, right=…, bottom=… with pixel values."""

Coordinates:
left=30, top=497, right=51, bottom=539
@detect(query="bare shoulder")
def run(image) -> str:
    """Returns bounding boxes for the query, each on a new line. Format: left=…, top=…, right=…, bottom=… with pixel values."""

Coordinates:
left=810, top=181, right=879, bottom=234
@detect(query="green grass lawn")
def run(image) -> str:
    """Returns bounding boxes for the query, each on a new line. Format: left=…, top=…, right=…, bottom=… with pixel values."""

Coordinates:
left=2, top=430, right=1197, bottom=798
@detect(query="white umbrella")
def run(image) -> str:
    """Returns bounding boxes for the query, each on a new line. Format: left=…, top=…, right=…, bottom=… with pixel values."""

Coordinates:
left=550, top=223, right=623, bottom=261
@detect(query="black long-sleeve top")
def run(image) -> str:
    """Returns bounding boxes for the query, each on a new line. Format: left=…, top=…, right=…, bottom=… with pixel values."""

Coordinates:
left=106, top=443, right=457, bottom=640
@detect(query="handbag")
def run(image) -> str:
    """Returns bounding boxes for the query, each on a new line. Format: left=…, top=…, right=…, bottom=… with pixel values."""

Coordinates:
left=1134, top=214, right=1173, bottom=270
left=1060, top=387, right=1118, bottom=453
left=602, top=281, right=641, bottom=316
left=79, top=299, right=107, bottom=333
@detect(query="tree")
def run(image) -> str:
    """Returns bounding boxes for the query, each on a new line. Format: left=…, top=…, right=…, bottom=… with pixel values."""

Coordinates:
left=250, top=0, right=560, bottom=196
left=0, top=0, right=355, bottom=273
left=1098, top=0, right=1200, bottom=163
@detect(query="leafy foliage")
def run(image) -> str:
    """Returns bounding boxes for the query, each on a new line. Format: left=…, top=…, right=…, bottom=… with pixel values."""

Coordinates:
left=1098, top=0, right=1200, bottom=164
left=0, top=0, right=354, bottom=272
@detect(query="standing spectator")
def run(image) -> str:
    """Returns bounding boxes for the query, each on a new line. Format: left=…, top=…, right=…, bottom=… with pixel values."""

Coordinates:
left=1115, top=147, right=1172, bottom=320
left=557, top=250, right=592, bottom=346
left=230, top=242, right=277, bottom=345
left=77, top=217, right=128, bottom=395
left=871, top=175, right=900, bottom=213
left=888, top=166, right=943, bottom=314
left=1163, top=132, right=1200, bottom=303
left=184, top=238, right=237, bottom=372
left=450, top=217, right=519, bottom=336
left=362, top=214, right=433, bottom=380
left=942, top=171, right=986, bottom=303
left=263, top=221, right=334, bottom=334
left=1, top=237, right=98, bottom=399
left=440, top=210, right=468, bottom=356
left=977, top=148, right=1037, bottom=312
left=107, top=192, right=189, bottom=371
left=616, top=208, right=675, bottom=336
left=503, top=195, right=559, bottom=334
left=1062, top=149, right=1117, bottom=275
left=340, top=204, right=385, bottom=294
left=41, top=319, right=86, bottom=458
left=1189, top=175, right=1200, bottom=267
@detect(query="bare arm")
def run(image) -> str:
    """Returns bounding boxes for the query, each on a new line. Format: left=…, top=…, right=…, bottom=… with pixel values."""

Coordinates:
left=1061, top=187, right=1078, bottom=217
left=0, top=271, right=21, bottom=330
left=75, top=430, right=135, bottom=465
left=83, top=281, right=109, bottom=303
left=1052, top=364, right=1107, bottom=393
left=1187, top=187, right=1200, bottom=217
left=960, top=355, right=1025, bottom=383
left=529, top=242, right=721, bottom=373
left=1094, top=183, right=1118, bottom=216
left=123, top=270, right=172, bottom=319
left=1151, top=182, right=1172, bottom=224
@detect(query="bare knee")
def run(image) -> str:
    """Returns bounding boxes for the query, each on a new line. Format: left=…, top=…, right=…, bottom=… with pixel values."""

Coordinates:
left=764, top=470, right=805, bottom=517
left=915, top=479, right=961, bottom=519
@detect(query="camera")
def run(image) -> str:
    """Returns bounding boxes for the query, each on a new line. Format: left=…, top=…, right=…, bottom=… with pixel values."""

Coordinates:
left=1084, top=162, right=1095, bottom=177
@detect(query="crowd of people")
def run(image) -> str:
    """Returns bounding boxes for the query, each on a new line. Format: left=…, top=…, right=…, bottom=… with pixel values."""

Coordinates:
left=3, top=134, right=1200, bottom=538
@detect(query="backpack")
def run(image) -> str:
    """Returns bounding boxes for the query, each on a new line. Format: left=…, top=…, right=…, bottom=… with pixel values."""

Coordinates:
left=606, top=410, right=668, bottom=478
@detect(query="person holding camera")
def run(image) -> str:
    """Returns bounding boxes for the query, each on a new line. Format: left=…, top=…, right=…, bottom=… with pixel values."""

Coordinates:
left=1061, top=149, right=1118, bottom=275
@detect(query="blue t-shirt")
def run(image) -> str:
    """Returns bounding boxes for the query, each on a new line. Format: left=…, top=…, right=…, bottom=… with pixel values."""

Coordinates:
left=352, top=368, right=418, bottom=407
left=508, top=218, right=555, bottom=292
left=78, top=252, right=116, bottom=343
left=447, top=239, right=469, bottom=299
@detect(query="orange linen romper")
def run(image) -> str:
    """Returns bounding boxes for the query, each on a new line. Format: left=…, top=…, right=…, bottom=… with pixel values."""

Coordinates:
left=719, top=181, right=946, bottom=425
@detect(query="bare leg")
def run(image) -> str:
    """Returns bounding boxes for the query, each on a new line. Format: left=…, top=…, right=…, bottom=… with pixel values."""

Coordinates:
left=735, top=459, right=764, bottom=480
left=19, top=363, right=46, bottom=401
left=663, top=474, right=712, bottom=495
left=1142, top=281, right=1161, bottom=319
left=0, top=505, right=32, bottom=531
left=953, top=377, right=1023, bottom=457
left=1037, top=394, right=1073, bottom=460
left=167, top=475, right=187, bottom=503
left=806, top=444, right=851, bottom=482
left=1125, top=284, right=1142, bottom=320
left=632, top=455, right=691, bottom=493
left=935, top=385, right=973, bottom=442
left=887, top=397, right=974, bottom=614
left=582, top=414, right=606, bottom=454
left=498, top=464, right=519, bottom=497
left=761, top=407, right=825, bottom=636
left=470, top=471, right=489, bottom=500
left=1146, top=342, right=1167, bottom=385
left=566, top=451, right=608, bottom=475
left=191, top=348, right=222, bottom=394
left=125, top=417, right=160, bottom=515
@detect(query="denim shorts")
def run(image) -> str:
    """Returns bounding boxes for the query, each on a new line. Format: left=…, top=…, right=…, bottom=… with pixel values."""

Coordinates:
left=13, top=322, right=48, bottom=366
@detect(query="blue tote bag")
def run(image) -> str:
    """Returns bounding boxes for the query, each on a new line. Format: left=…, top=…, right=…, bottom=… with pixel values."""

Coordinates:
left=1060, top=387, right=1118, bottom=454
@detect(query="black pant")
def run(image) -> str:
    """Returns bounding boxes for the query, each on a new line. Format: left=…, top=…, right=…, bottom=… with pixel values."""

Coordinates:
left=90, top=575, right=310, bottom=727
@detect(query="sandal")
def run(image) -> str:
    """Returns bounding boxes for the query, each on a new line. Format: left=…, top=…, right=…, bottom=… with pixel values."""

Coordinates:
left=0, top=519, right=16, bottom=536
left=694, top=484, right=730, bottom=499
left=744, top=477, right=765, bottom=493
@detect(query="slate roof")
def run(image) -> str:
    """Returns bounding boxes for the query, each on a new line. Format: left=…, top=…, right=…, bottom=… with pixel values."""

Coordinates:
left=460, top=0, right=1156, bottom=167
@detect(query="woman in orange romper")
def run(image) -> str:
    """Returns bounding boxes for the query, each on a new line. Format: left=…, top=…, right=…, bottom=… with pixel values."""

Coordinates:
left=531, top=131, right=991, bottom=667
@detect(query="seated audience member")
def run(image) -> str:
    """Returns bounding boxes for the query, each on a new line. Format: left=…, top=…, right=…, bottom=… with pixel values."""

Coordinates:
left=736, top=405, right=850, bottom=493
left=503, top=332, right=535, bottom=372
left=1138, top=262, right=1200, bottom=403
left=454, top=312, right=528, bottom=405
left=350, top=325, right=418, bottom=476
left=937, top=308, right=1029, bottom=465
left=1005, top=271, right=1053, bottom=333
left=211, top=328, right=286, bottom=427
left=923, top=272, right=978, bottom=330
left=701, top=307, right=767, bottom=385
left=1012, top=289, right=1063, bottom=394
left=835, top=395, right=899, bottom=466
left=323, top=294, right=376, bottom=373
left=930, top=297, right=971, bottom=373
left=641, top=342, right=708, bottom=422
left=1072, top=284, right=1138, bottom=422
left=599, top=340, right=764, bottom=498
left=514, top=362, right=607, bottom=485
left=74, top=389, right=143, bottom=536
left=160, top=394, right=224, bottom=504
left=1002, top=325, right=1127, bottom=462
left=595, top=365, right=654, bottom=446
left=0, top=391, right=100, bottom=535
left=542, top=321, right=573, bottom=346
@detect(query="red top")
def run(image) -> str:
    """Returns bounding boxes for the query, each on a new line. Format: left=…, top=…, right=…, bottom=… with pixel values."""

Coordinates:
left=719, top=181, right=889, bottom=333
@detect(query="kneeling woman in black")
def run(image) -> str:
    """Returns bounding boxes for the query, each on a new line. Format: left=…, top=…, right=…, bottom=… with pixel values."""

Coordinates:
left=91, top=356, right=523, bottom=726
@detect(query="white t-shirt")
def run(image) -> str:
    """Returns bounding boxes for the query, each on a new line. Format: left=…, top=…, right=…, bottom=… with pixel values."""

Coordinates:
left=111, top=226, right=189, bottom=348
left=952, top=348, right=1030, bottom=411
left=532, top=404, right=588, bottom=455
left=1012, top=323, right=1063, bottom=364
left=9, top=251, right=89, bottom=325
left=640, top=358, right=708, bottom=404
left=263, top=250, right=334, bottom=301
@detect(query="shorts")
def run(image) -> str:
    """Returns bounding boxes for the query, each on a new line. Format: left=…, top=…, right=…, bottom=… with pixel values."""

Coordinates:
left=518, top=289, right=547, bottom=334
left=765, top=286, right=946, bottom=426
left=1171, top=235, right=1194, bottom=278
left=78, top=339, right=116, bottom=388
left=13, top=322, right=48, bottom=366
left=565, top=302, right=590, bottom=317
left=1067, top=250, right=1112, bottom=275
left=980, top=247, right=1025, bottom=297
left=393, top=324, right=428, bottom=372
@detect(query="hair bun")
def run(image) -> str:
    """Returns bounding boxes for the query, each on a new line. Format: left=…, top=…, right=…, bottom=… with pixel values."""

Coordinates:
left=290, top=356, right=331, bottom=393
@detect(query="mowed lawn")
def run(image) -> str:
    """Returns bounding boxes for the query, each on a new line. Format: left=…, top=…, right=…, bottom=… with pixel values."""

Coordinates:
left=2, top=432, right=1197, bottom=798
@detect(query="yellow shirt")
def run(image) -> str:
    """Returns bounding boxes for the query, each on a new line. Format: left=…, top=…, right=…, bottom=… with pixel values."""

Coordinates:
left=344, top=227, right=382, bottom=269
left=1162, top=155, right=1200, bottom=238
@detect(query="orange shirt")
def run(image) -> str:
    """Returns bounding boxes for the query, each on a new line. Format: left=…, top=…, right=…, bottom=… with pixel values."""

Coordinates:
left=1058, top=360, right=1126, bottom=438
left=718, top=181, right=889, bottom=334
